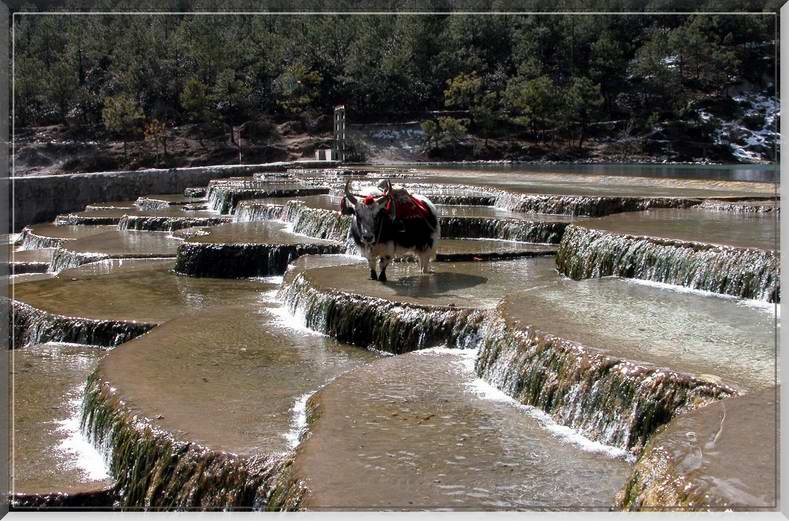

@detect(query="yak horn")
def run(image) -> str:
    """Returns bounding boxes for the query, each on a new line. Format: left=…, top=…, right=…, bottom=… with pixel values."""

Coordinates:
left=344, top=180, right=358, bottom=205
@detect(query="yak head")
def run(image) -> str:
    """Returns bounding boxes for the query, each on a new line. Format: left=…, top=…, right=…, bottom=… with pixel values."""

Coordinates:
left=342, top=179, right=394, bottom=246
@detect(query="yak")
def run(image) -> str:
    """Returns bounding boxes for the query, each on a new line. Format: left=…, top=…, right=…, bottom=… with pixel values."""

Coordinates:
left=341, top=179, right=440, bottom=282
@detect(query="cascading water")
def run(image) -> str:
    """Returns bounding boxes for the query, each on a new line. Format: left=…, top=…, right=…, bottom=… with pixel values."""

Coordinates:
left=493, top=193, right=702, bottom=216
left=279, top=273, right=483, bottom=354
left=11, top=165, right=778, bottom=512
left=280, top=201, right=351, bottom=242
left=175, top=242, right=343, bottom=278
left=206, top=183, right=329, bottom=214
left=10, top=300, right=155, bottom=348
left=18, top=228, right=66, bottom=250
left=329, top=182, right=497, bottom=206
left=556, top=225, right=779, bottom=302
left=440, top=217, right=568, bottom=243
left=473, top=311, right=736, bottom=453
left=55, top=214, right=121, bottom=226
left=234, top=202, right=284, bottom=223
left=278, top=266, right=739, bottom=455
left=48, top=249, right=105, bottom=273
left=330, top=182, right=702, bottom=216
left=699, top=199, right=779, bottom=214
left=80, top=373, right=288, bottom=510
left=235, top=196, right=568, bottom=246
left=118, top=215, right=228, bottom=232
left=206, top=186, right=233, bottom=213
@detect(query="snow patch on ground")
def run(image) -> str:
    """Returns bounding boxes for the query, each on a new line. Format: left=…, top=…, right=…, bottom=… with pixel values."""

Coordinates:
left=698, top=93, right=779, bottom=163
left=352, top=124, right=427, bottom=161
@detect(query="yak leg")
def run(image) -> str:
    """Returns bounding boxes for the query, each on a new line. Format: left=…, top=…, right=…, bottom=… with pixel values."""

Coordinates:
left=367, top=255, right=378, bottom=280
left=418, top=249, right=434, bottom=274
left=377, top=255, right=392, bottom=282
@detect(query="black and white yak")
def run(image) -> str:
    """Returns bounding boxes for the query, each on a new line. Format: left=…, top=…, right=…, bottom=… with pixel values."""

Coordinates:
left=341, top=179, right=440, bottom=282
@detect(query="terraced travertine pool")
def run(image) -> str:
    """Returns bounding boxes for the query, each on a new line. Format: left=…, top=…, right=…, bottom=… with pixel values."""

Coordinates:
left=8, top=166, right=778, bottom=511
left=575, top=207, right=778, bottom=250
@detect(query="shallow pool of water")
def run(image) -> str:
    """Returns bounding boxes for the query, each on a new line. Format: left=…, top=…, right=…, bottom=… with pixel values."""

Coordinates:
left=19, top=224, right=115, bottom=248
left=578, top=207, right=778, bottom=250
left=13, top=259, right=276, bottom=323
left=396, top=162, right=778, bottom=183
left=504, top=277, right=776, bottom=390
left=59, top=230, right=182, bottom=258
left=292, top=348, right=632, bottom=509
left=290, top=256, right=560, bottom=309
left=98, top=303, right=380, bottom=455
left=12, top=343, right=112, bottom=496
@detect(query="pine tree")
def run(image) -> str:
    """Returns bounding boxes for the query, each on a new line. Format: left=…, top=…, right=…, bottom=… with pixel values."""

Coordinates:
left=101, top=94, right=143, bottom=159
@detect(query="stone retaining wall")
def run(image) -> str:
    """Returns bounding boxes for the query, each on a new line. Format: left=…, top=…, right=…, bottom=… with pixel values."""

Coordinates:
left=11, top=161, right=337, bottom=231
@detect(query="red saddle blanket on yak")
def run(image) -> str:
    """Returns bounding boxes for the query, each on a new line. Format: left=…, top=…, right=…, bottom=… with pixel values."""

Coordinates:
left=384, top=189, right=431, bottom=221
left=353, top=188, right=432, bottom=221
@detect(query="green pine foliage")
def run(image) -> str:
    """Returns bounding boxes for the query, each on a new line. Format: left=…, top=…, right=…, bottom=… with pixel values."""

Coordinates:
left=101, top=94, right=143, bottom=157
left=11, top=3, right=777, bottom=149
